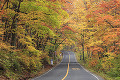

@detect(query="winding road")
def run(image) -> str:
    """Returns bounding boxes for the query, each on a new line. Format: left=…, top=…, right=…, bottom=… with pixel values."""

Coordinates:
left=32, top=51, right=104, bottom=80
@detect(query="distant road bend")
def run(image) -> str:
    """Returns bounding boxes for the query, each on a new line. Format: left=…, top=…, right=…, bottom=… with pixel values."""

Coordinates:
left=32, top=51, right=104, bottom=80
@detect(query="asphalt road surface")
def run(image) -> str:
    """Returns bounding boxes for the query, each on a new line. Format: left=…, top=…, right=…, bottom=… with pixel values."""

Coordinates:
left=32, top=51, right=104, bottom=80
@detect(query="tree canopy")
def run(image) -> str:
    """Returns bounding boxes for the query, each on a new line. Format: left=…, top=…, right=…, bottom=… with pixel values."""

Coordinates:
left=0, top=0, right=120, bottom=80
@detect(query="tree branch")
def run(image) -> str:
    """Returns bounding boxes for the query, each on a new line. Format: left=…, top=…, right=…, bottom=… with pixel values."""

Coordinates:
left=105, top=20, right=114, bottom=28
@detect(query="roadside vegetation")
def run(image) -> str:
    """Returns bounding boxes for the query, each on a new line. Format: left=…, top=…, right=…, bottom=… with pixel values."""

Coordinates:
left=0, top=0, right=72, bottom=79
left=73, top=0, right=120, bottom=80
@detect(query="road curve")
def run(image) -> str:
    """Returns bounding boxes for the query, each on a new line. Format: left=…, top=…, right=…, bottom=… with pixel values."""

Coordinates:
left=32, top=51, right=104, bottom=80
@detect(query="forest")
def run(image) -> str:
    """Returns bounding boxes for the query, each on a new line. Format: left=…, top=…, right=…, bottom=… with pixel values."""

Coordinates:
left=0, top=0, right=120, bottom=80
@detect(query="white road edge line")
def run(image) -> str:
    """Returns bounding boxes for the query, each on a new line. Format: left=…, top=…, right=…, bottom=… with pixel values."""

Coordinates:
left=32, top=54, right=65, bottom=80
left=74, top=53, right=99, bottom=80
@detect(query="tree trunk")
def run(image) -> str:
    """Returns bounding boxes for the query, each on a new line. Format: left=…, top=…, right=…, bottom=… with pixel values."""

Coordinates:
left=81, top=33, right=84, bottom=60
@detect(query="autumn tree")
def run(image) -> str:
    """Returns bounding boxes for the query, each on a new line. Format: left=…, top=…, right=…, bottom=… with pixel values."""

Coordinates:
left=0, top=0, right=70, bottom=79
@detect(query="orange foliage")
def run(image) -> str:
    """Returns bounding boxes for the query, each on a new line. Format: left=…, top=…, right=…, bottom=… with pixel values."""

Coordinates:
left=46, top=0, right=57, bottom=2
left=92, top=47, right=104, bottom=52
left=61, top=25, right=75, bottom=32
left=89, top=59, right=98, bottom=67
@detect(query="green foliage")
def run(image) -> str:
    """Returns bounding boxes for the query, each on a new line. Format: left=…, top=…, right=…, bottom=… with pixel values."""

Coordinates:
left=115, top=77, right=120, bottom=80
left=36, top=25, right=56, bottom=37
left=20, top=1, right=39, bottom=13
left=107, top=55, right=120, bottom=78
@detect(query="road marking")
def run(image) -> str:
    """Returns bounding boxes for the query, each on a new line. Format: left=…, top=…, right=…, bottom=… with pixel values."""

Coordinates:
left=81, top=66, right=99, bottom=80
left=61, top=63, right=69, bottom=80
left=69, top=54, right=70, bottom=63
left=32, top=53, right=65, bottom=80
left=74, top=53, right=99, bottom=80
left=61, top=54, right=70, bottom=80
left=72, top=68, right=80, bottom=70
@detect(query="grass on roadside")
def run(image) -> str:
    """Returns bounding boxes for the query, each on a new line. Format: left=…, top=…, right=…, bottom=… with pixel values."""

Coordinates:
left=74, top=52, right=118, bottom=80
